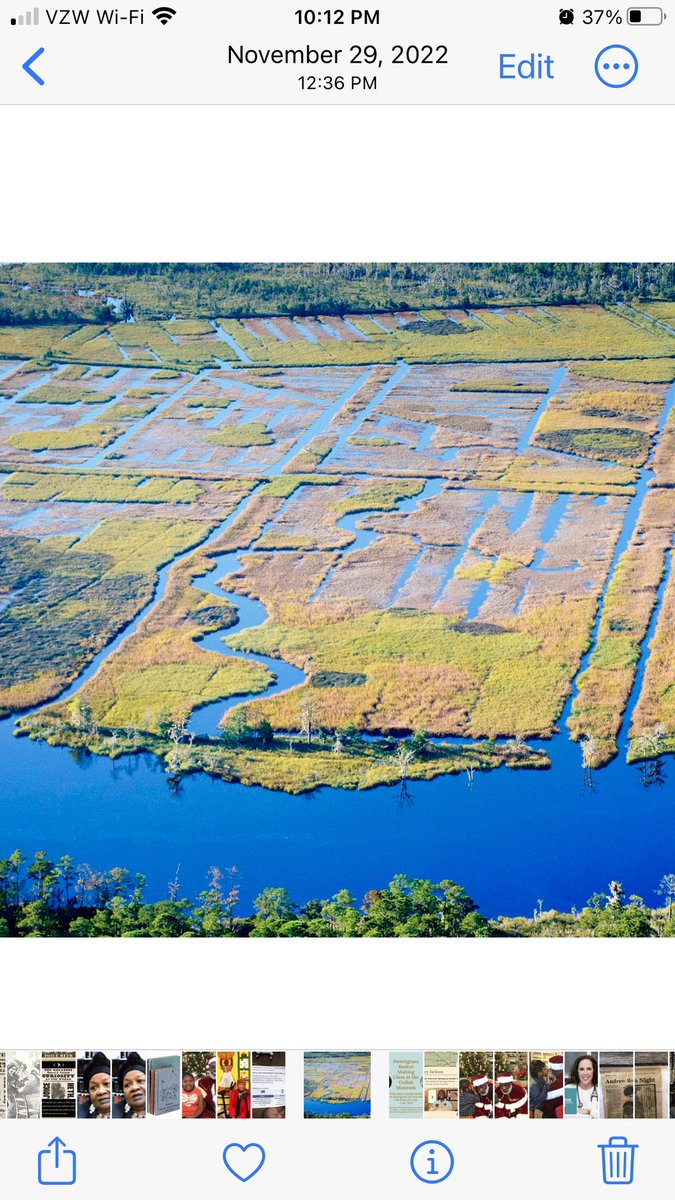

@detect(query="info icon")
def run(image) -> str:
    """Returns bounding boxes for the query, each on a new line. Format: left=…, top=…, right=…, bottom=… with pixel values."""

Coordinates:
left=559, top=7, right=575, bottom=22
left=410, top=1141, right=455, bottom=1185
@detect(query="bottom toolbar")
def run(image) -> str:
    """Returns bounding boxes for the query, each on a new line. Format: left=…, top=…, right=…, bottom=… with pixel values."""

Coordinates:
left=2, top=1118, right=672, bottom=1197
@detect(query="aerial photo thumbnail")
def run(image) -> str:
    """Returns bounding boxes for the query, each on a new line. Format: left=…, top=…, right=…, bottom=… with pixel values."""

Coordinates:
left=1, top=263, right=675, bottom=938
left=304, top=1052, right=371, bottom=1118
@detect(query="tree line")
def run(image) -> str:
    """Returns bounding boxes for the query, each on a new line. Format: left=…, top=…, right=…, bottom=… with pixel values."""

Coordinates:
left=0, top=851, right=674, bottom=938
left=2, top=262, right=674, bottom=325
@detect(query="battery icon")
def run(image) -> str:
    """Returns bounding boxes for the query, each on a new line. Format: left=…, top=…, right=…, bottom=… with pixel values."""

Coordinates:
left=627, top=6, right=664, bottom=21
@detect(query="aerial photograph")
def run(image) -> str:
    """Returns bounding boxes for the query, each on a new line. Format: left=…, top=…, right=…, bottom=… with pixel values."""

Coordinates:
left=304, top=1052, right=371, bottom=1119
left=0, top=262, right=674, bottom=937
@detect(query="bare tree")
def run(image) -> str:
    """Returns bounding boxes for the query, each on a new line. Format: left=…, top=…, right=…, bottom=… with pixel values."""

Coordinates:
left=166, top=718, right=189, bottom=774
left=581, top=735, right=598, bottom=789
left=168, top=718, right=187, bottom=747
left=507, top=735, right=527, bottom=759
left=299, top=694, right=321, bottom=746
left=391, top=743, right=415, bottom=806
left=168, top=864, right=181, bottom=902
left=657, top=873, right=675, bottom=921
left=642, top=724, right=667, bottom=756
left=392, top=744, right=415, bottom=778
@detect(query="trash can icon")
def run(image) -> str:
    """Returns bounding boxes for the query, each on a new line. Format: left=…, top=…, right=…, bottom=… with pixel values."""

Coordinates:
left=598, top=1135, right=638, bottom=1185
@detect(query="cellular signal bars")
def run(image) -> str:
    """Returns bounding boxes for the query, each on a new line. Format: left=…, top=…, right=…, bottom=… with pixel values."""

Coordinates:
left=11, top=7, right=40, bottom=24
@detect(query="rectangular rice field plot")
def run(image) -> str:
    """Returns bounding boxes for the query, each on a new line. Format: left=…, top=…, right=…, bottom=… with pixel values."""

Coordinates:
left=0, top=477, right=244, bottom=546
left=308, top=485, right=478, bottom=610
left=110, top=321, right=206, bottom=365
left=6, top=303, right=675, bottom=378
left=1, top=398, right=124, bottom=463
left=0, top=467, right=214, bottom=509
left=160, top=319, right=218, bottom=343
left=256, top=480, right=363, bottom=551
left=0, top=367, right=204, bottom=469
left=0, top=326, right=73, bottom=361
left=532, top=371, right=670, bottom=468
left=0, top=361, right=48, bottom=399
left=0, top=480, right=212, bottom=537
left=433, top=489, right=625, bottom=620
left=295, top=480, right=630, bottom=626
left=46, top=321, right=233, bottom=372
left=0, top=363, right=64, bottom=404
left=320, top=362, right=558, bottom=474
left=263, top=317, right=313, bottom=343
left=224, top=303, right=673, bottom=368
left=97, top=366, right=375, bottom=474
left=0, top=498, right=107, bottom=542
left=52, top=327, right=129, bottom=366
left=318, top=315, right=370, bottom=341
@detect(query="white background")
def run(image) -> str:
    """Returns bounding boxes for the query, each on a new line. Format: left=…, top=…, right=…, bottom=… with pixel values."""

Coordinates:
left=0, top=103, right=674, bottom=1054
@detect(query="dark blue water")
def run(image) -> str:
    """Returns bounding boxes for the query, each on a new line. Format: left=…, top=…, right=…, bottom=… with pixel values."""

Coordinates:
left=304, top=1099, right=371, bottom=1117
left=0, top=713, right=671, bottom=918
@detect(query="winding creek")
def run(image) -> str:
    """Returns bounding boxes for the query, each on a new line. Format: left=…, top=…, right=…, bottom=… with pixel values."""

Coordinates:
left=1, top=372, right=674, bottom=916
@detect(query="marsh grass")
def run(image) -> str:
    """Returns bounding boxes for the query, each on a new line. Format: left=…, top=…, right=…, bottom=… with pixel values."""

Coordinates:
left=8, top=423, right=122, bottom=452
left=207, top=422, right=273, bottom=448
left=0, top=518, right=214, bottom=712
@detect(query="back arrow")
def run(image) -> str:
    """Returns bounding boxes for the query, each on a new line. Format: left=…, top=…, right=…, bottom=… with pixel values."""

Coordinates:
left=23, top=47, right=45, bottom=85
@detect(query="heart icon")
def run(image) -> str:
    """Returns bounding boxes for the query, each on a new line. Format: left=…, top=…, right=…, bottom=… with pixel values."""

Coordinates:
left=223, top=1143, right=266, bottom=1183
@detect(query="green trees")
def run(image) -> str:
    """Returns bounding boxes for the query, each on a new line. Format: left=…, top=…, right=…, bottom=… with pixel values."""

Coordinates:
left=248, top=875, right=487, bottom=938
left=360, top=875, right=487, bottom=938
left=250, top=887, right=305, bottom=938
left=220, top=709, right=252, bottom=746
left=577, top=885, right=654, bottom=937
left=0, top=850, right=670, bottom=937
left=4, top=263, right=675, bottom=326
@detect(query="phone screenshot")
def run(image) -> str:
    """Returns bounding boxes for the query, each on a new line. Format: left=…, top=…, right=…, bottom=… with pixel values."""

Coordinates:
left=0, top=0, right=673, bottom=1195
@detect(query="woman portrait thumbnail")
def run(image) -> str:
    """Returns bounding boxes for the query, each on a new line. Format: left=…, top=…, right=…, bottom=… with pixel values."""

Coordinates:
left=78, top=1052, right=112, bottom=1119
left=113, top=1051, right=147, bottom=1119
left=565, top=1051, right=602, bottom=1118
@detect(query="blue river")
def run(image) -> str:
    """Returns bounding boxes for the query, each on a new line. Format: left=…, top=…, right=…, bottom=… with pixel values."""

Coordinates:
left=304, top=1099, right=371, bottom=1118
left=0, top=710, right=670, bottom=919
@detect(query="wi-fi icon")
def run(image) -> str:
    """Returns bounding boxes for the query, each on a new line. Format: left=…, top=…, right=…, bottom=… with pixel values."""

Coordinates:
left=152, top=5, right=176, bottom=23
